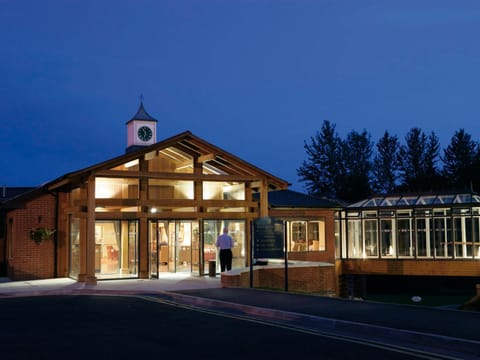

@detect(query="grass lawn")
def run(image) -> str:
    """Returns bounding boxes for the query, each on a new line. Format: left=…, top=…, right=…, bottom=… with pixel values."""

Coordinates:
left=365, top=293, right=474, bottom=308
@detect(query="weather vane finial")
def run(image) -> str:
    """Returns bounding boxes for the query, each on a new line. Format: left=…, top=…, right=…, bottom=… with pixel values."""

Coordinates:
left=140, top=93, right=144, bottom=103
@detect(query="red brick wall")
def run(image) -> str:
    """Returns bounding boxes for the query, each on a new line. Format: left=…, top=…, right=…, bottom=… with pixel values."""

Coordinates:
left=7, top=194, right=56, bottom=280
left=341, top=259, right=480, bottom=277
left=221, top=265, right=336, bottom=294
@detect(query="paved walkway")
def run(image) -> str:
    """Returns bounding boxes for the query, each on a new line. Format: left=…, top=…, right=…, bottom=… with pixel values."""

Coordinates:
left=0, top=274, right=221, bottom=296
left=1, top=276, right=479, bottom=359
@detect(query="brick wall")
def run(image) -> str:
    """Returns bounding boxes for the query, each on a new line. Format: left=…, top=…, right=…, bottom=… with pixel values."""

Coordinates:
left=341, top=259, right=480, bottom=277
left=7, top=194, right=56, bottom=280
left=221, top=264, right=336, bottom=294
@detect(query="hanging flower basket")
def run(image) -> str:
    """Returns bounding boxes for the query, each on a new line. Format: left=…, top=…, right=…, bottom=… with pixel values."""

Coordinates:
left=30, top=227, right=56, bottom=245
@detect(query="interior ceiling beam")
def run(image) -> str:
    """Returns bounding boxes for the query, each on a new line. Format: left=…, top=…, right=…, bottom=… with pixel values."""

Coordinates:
left=197, top=153, right=216, bottom=163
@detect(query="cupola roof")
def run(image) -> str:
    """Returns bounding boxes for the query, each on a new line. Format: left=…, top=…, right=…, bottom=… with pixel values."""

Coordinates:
left=126, top=101, right=158, bottom=124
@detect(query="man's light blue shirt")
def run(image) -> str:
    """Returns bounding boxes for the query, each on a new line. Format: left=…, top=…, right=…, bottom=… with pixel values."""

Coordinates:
left=216, top=234, right=233, bottom=249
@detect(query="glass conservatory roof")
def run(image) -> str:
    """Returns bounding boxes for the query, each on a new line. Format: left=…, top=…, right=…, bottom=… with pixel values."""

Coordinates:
left=348, top=193, right=480, bottom=209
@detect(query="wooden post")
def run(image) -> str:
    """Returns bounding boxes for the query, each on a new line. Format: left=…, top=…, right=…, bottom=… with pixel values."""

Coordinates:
left=77, top=184, right=88, bottom=282
left=259, top=177, right=269, bottom=218
left=138, top=157, right=149, bottom=279
left=86, top=175, right=97, bottom=285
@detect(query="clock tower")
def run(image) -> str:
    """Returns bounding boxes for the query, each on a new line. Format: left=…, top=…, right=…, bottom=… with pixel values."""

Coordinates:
left=126, top=101, right=158, bottom=153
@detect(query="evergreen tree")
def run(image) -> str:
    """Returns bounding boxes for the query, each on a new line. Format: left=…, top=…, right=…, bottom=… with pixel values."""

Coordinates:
left=297, top=120, right=342, bottom=196
left=338, top=129, right=373, bottom=202
left=442, top=128, right=479, bottom=190
left=372, top=131, right=400, bottom=193
left=398, top=128, right=441, bottom=191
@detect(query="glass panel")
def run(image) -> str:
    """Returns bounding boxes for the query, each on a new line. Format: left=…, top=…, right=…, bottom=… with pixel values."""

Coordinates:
left=202, top=220, right=245, bottom=273
left=110, top=159, right=139, bottom=171
left=149, top=221, right=158, bottom=278
left=397, top=218, right=413, bottom=257
left=416, top=218, right=432, bottom=257
left=230, top=221, right=246, bottom=269
left=191, top=223, right=200, bottom=275
left=380, top=219, right=395, bottom=257
left=148, top=179, right=194, bottom=200
left=69, top=217, right=80, bottom=278
left=95, top=220, right=138, bottom=279
left=176, top=222, right=192, bottom=272
left=203, top=220, right=220, bottom=274
left=364, top=219, right=378, bottom=257
left=95, top=178, right=139, bottom=199
left=291, top=221, right=307, bottom=252
left=433, top=218, right=447, bottom=257
left=308, top=220, right=325, bottom=251
left=203, top=182, right=245, bottom=200
left=148, top=147, right=193, bottom=173
left=453, top=217, right=465, bottom=258
left=347, top=220, right=362, bottom=258
left=127, top=221, right=138, bottom=275
left=473, top=217, right=480, bottom=258
left=334, top=219, right=340, bottom=258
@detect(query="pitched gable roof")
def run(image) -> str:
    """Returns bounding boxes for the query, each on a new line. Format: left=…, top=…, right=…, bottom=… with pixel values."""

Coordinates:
left=45, top=131, right=290, bottom=191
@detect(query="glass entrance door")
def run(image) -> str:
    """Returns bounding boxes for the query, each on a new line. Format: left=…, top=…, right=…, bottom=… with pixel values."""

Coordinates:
left=149, top=221, right=170, bottom=278
left=149, top=220, right=199, bottom=275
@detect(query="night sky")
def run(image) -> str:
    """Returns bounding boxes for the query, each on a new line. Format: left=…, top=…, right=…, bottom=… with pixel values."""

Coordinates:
left=1, top=1, right=480, bottom=191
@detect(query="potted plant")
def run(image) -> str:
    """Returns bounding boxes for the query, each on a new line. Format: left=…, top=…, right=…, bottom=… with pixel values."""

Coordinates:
left=30, top=227, right=56, bottom=245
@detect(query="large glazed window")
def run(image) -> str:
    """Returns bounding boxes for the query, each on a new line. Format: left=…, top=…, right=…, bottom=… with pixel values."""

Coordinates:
left=94, top=220, right=138, bottom=279
left=203, top=182, right=245, bottom=200
left=148, top=179, right=194, bottom=200
left=69, top=217, right=80, bottom=279
left=95, top=178, right=139, bottom=199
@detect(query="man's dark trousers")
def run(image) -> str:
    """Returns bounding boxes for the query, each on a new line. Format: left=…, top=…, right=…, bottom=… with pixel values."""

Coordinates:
left=219, top=249, right=232, bottom=271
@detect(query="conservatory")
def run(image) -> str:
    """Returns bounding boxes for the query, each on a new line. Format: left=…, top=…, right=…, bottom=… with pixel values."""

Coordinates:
left=337, top=192, right=480, bottom=260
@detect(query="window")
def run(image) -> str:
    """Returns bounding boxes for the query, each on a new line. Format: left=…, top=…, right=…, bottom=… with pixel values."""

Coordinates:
left=397, top=218, right=413, bottom=257
left=347, top=219, right=362, bottom=258
left=288, top=220, right=325, bottom=252
left=364, top=219, right=378, bottom=257
left=380, top=219, right=395, bottom=257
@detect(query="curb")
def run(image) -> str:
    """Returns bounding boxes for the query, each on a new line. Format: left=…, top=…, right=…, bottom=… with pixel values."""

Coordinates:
left=156, top=291, right=480, bottom=360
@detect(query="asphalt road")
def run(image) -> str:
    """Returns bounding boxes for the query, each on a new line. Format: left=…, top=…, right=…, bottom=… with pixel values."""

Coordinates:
left=0, top=295, right=433, bottom=360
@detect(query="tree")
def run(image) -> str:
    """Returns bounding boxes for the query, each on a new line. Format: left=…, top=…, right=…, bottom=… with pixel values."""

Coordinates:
left=338, top=129, right=373, bottom=202
left=442, top=129, right=479, bottom=190
left=371, top=131, right=401, bottom=193
left=398, top=128, right=442, bottom=192
left=297, top=120, right=342, bottom=197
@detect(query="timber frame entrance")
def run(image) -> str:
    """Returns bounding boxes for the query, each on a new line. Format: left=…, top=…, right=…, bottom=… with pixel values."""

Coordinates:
left=47, top=131, right=288, bottom=284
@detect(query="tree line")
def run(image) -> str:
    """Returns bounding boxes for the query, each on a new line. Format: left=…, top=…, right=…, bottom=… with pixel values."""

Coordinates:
left=297, top=120, right=480, bottom=203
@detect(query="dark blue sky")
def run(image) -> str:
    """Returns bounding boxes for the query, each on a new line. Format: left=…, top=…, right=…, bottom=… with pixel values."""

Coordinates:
left=2, top=1, right=480, bottom=191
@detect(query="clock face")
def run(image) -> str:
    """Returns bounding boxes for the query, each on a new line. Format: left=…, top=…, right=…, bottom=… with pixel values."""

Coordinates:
left=137, top=126, right=153, bottom=142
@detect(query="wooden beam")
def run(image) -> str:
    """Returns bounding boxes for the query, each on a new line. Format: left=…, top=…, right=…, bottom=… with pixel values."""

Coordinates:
left=95, top=170, right=262, bottom=182
left=94, top=211, right=257, bottom=220
left=197, top=153, right=216, bottom=163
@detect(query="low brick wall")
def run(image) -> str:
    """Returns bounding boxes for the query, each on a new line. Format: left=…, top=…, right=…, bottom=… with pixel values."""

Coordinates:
left=221, top=262, right=336, bottom=294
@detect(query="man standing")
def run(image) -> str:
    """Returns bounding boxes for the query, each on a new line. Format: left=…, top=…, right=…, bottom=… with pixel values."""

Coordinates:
left=215, top=227, right=233, bottom=272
